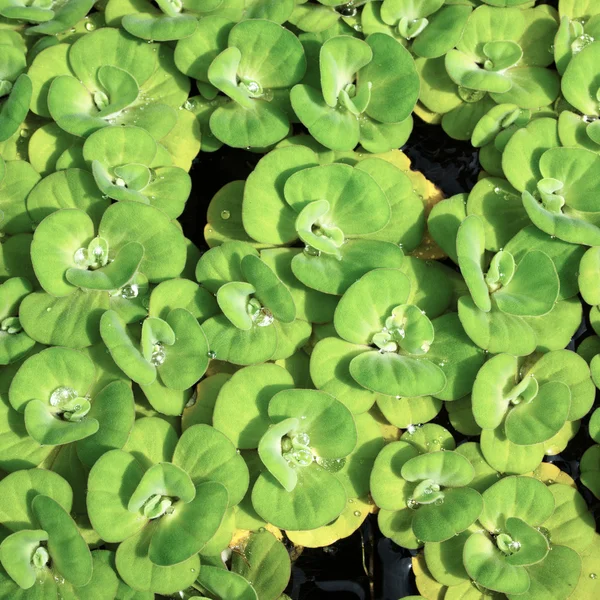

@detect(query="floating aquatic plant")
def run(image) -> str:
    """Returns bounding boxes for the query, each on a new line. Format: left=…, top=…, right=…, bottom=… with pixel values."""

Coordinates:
left=0, top=2, right=598, bottom=599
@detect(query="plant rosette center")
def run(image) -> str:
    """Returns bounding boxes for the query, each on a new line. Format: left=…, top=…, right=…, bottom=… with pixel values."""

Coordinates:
left=296, top=199, right=346, bottom=258
left=49, top=386, right=91, bottom=422
left=247, top=298, right=275, bottom=328
left=141, top=494, right=175, bottom=520
left=73, top=236, right=111, bottom=271
left=281, top=431, right=314, bottom=467
left=496, top=532, right=522, bottom=556
left=372, top=303, right=434, bottom=356
left=409, top=478, right=444, bottom=506
left=1, top=316, right=22, bottom=334
left=537, top=177, right=566, bottom=213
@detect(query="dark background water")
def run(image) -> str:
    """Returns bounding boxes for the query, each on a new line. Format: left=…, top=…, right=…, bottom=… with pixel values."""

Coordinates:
left=183, top=115, right=598, bottom=599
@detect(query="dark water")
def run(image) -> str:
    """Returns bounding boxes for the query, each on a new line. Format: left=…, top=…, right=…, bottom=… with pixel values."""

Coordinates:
left=183, top=117, right=598, bottom=600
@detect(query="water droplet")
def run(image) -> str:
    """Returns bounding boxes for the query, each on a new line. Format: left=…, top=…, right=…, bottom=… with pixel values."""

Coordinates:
left=303, top=244, right=321, bottom=257
left=254, top=307, right=274, bottom=327
left=572, top=34, right=594, bottom=54
left=336, top=2, right=357, bottom=17
left=151, top=343, right=166, bottom=366
left=85, top=21, right=95, bottom=31
left=46, top=307, right=51, bottom=312
left=295, top=432, right=310, bottom=446
left=50, top=386, right=78, bottom=407
left=292, top=448, right=315, bottom=467
left=183, top=100, right=194, bottom=110
left=348, top=499, right=354, bottom=504
left=207, top=350, right=217, bottom=359
left=548, top=44, right=554, bottom=53
left=407, top=424, right=417, bottom=434
left=19, top=129, right=29, bottom=138
left=353, top=510, right=361, bottom=517
left=220, top=210, right=231, bottom=220
left=590, top=573, right=597, bottom=579
left=315, top=456, right=346, bottom=473
left=247, top=81, right=260, bottom=94
left=407, top=497, right=419, bottom=509
left=185, top=390, right=197, bottom=408
left=121, top=284, right=139, bottom=301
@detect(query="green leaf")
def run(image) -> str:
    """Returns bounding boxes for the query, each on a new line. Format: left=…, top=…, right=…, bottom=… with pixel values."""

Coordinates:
left=172, top=424, right=249, bottom=506
left=310, top=337, right=379, bottom=414
left=149, top=481, right=228, bottom=566
left=528, top=349, right=595, bottom=421
left=319, top=36, right=372, bottom=107
left=479, top=476, right=555, bottom=532
left=213, top=364, right=294, bottom=448
left=24, top=399, right=99, bottom=446
left=401, top=451, right=475, bottom=487
left=196, top=241, right=259, bottom=294
left=284, top=162, right=391, bottom=237
left=100, top=310, right=156, bottom=386
left=258, top=417, right=300, bottom=492
left=505, top=381, right=571, bottom=445
left=9, top=346, right=95, bottom=414
left=268, top=388, right=357, bottom=459
left=503, top=517, right=549, bottom=566
left=370, top=441, right=421, bottom=511
left=32, top=494, right=92, bottom=587
left=291, top=238, right=404, bottom=295
left=76, top=380, right=135, bottom=469
left=87, top=449, right=146, bottom=543
left=242, top=255, right=296, bottom=324
left=457, top=215, right=490, bottom=312
left=363, top=33, right=419, bottom=124
left=0, top=529, right=48, bottom=589
left=0, top=160, right=40, bottom=236
left=202, top=314, right=277, bottom=365
left=523, top=545, right=582, bottom=600
left=543, top=484, right=596, bottom=553
left=457, top=296, right=536, bottom=356
left=228, top=18, right=306, bottom=89
left=26, top=168, right=109, bottom=227
left=231, top=531, right=290, bottom=600
left=20, top=289, right=109, bottom=349
left=198, top=565, right=258, bottom=600
left=480, top=426, right=545, bottom=474
left=243, top=146, right=318, bottom=245
left=504, top=225, right=584, bottom=302
left=350, top=350, right=446, bottom=398
left=0, top=75, right=32, bottom=144
left=67, top=242, right=144, bottom=292
left=334, top=268, right=411, bottom=345
left=463, top=532, right=530, bottom=594
left=0, top=468, right=72, bottom=532
left=251, top=463, right=347, bottom=530
left=115, top=523, right=200, bottom=594
left=127, top=463, right=195, bottom=513
left=290, top=83, right=360, bottom=151
left=412, top=487, right=483, bottom=543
